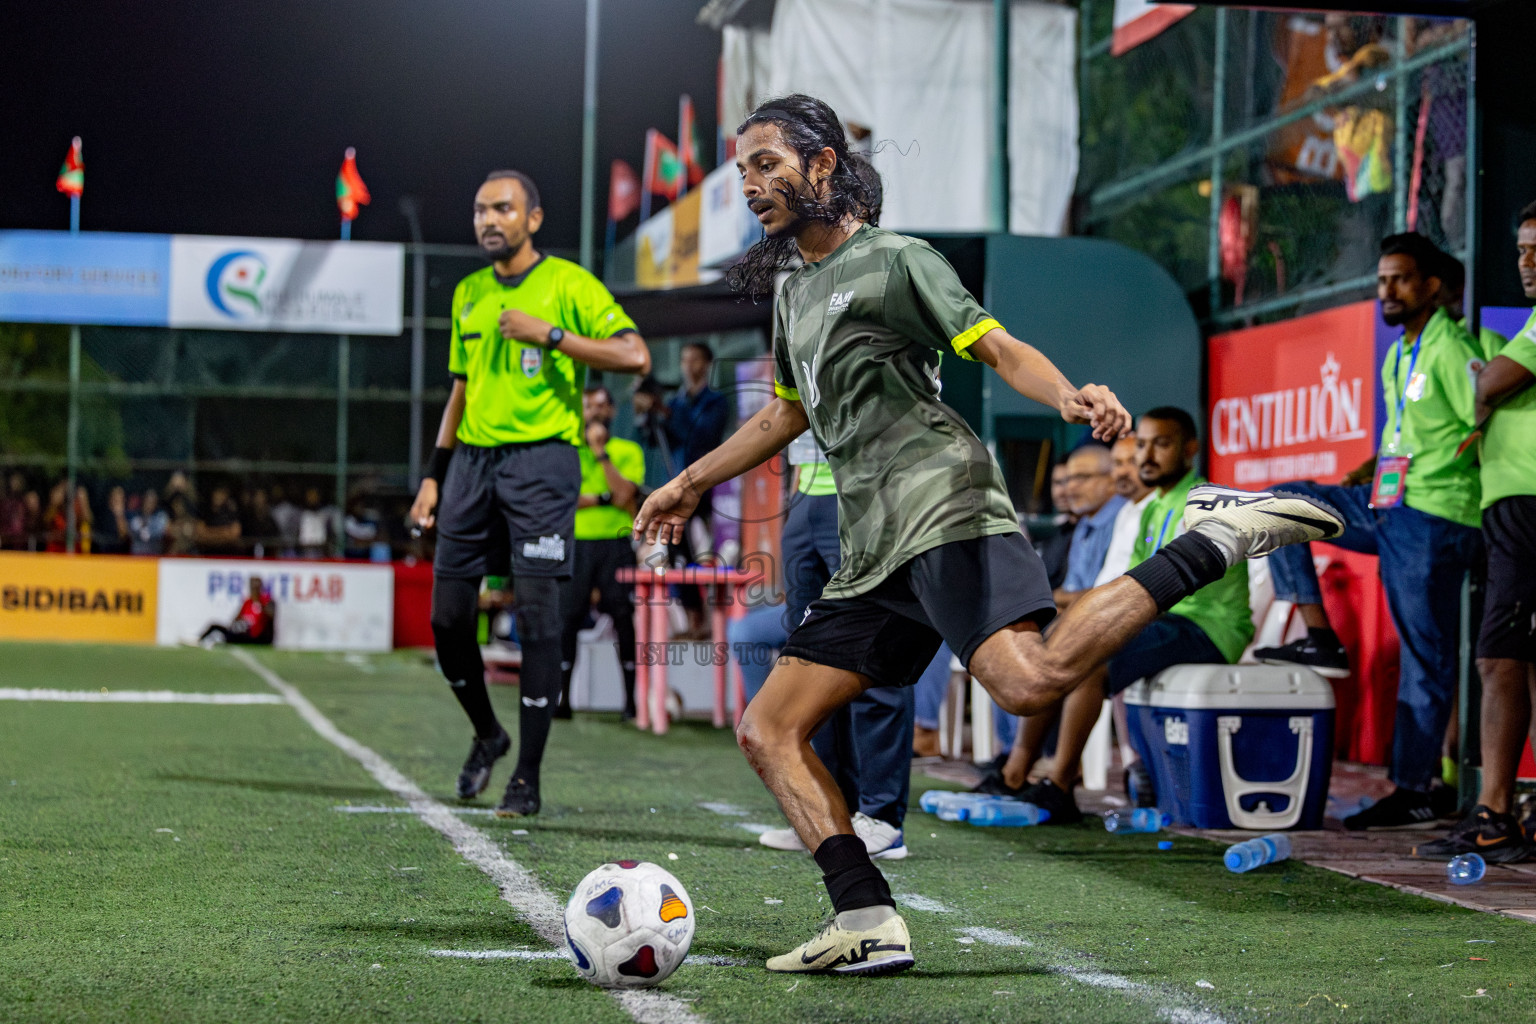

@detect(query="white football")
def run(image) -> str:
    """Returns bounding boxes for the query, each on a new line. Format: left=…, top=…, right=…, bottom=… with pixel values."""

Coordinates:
left=563, top=860, right=695, bottom=988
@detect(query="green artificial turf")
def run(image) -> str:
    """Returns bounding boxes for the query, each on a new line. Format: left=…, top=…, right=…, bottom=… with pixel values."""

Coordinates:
left=0, top=642, right=1531, bottom=1023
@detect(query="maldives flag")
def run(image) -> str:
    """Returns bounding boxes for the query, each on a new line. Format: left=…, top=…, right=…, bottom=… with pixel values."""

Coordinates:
left=642, top=129, right=684, bottom=201
left=336, top=147, right=371, bottom=221
left=56, top=137, right=84, bottom=196
left=679, top=94, right=705, bottom=187
left=609, top=159, right=640, bottom=222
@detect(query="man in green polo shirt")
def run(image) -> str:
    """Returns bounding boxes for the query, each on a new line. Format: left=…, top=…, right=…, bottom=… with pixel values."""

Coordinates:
left=409, top=170, right=650, bottom=818
left=556, top=384, right=645, bottom=721
left=1415, top=202, right=1536, bottom=863
left=982, top=408, right=1252, bottom=826
left=1257, top=232, right=1483, bottom=830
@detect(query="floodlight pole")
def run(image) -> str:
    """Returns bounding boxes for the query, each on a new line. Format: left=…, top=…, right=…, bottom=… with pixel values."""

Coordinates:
left=65, top=198, right=81, bottom=552
left=579, top=0, right=601, bottom=270
left=401, top=197, right=427, bottom=491
left=991, top=0, right=1009, bottom=234
left=1206, top=6, right=1228, bottom=317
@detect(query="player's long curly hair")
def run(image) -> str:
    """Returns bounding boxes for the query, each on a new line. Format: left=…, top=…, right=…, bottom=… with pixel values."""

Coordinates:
left=726, top=94, right=882, bottom=298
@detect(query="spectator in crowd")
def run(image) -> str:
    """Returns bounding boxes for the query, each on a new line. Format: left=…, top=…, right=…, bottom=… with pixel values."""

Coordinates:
left=43, top=482, right=93, bottom=553
left=1416, top=202, right=1536, bottom=862
left=19, top=489, right=41, bottom=551
left=1033, top=461, right=1078, bottom=590
left=129, top=489, right=168, bottom=555
left=636, top=343, right=729, bottom=638
left=270, top=484, right=301, bottom=556
left=1093, top=434, right=1157, bottom=586
left=163, top=470, right=197, bottom=518
left=557, top=385, right=645, bottom=719
left=1053, top=443, right=1126, bottom=611
left=98, top=486, right=132, bottom=554
left=297, top=487, right=337, bottom=558
left=197, top=576, right=275, bottom=647
left=343, top=494, right=385, bottom=560
left=165, top=492, right=198, bottom=555
left=242, top=487, right=281, bottom=557
left=1256, top=233, right=1481, bottom=829
left=978, top=409, right=1251, bottom=821
left=197, top=485, right=243, bottom=555
left=1, top=472, right=30, bottom=549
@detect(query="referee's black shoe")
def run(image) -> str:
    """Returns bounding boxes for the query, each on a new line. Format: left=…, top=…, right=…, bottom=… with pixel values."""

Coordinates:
left=495, top=776, right=541, bottom=818
left=456, top=728, right=511, bottom=800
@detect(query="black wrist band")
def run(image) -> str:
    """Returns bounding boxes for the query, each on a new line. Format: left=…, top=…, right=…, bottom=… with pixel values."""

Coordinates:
left=426, top=446, right=454, bottom=487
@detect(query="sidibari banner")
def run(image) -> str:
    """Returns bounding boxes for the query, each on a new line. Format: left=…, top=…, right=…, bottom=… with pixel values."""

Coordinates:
left=167, top=235, right=403, bottom=335
left=0, top=552, right=158, bottom=644
left=155, top=559, right=394, bottom=652
left=0, top=230, right=403, bottom=335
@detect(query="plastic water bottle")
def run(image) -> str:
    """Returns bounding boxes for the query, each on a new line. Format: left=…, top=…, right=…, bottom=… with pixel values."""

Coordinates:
left=1447, top=853, right=1486, bottom=885
left=970, top=801, right=1050, bottom=827
left=918, top=791, right=997, bottom=821
left=1103, top=808, right=1167, bottom=834
left=1223, top=833, right=1293, bottom=873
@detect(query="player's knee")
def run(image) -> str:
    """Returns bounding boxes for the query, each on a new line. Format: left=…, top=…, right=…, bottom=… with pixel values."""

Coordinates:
left=430, top=576, right=478, bottom=638
left=513, top=576, right=561, bottom=643
left=974, top=659, right=1069, bottom=717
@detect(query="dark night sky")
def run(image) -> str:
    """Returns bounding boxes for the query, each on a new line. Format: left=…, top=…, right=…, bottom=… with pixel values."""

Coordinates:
left=0, top=1, right=721, bottom=250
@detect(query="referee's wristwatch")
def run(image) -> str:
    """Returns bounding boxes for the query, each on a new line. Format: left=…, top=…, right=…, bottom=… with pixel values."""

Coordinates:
left=546, top=326, right=564, bottom=349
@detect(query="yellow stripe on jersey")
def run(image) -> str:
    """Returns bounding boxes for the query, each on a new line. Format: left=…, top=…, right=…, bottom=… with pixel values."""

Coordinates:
left=949, top=318, right=1002, bottom=361
left=774, top=381, right=801, bottom=401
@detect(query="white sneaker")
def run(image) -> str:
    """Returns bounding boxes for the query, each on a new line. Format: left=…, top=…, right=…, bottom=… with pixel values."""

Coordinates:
left=1183, top=485, right=1344, bottom=562
left=853, top=812, right=908, bottom=860
left=758, top=827, right=808, bottom=852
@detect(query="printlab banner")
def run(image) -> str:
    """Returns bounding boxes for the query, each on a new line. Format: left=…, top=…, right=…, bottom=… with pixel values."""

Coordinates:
left=1207, top=301, right=1379, bottom=490
left=0, top=230, right=403, bottom=335
left=156, top=559, right=394, bottom=652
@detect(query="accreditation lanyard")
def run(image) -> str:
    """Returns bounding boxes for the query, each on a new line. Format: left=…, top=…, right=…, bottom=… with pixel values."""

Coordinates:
left=1372, top=335, right=1421, bottom=509
left=1150, top=507, right=1177, bottom=553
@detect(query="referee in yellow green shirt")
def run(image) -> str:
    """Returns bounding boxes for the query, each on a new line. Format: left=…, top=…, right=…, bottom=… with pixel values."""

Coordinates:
left=410, top=170, right=650, bottom=817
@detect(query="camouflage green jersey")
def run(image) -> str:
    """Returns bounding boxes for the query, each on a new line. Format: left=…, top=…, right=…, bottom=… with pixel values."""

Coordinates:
left=773, top=225, right=1020, bottom=599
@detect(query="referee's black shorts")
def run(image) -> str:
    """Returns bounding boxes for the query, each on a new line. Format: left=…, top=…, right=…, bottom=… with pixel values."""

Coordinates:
left=433, top=439, right=580, bottom=580
left=1477, top=495, right=1536, bottom=663
left=779, top=531, right=1057, bottom=689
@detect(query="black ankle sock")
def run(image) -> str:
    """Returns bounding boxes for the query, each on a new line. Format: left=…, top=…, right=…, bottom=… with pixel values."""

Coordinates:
left=1307, top=626, right=1340, bottom=647
left=510, top=637, right=560, bottom=788
left=1125, top=531, right=1230, bottom=612
left=449, top=678, right=502, bottom=740
left=813, top=833, right=895, bottom=913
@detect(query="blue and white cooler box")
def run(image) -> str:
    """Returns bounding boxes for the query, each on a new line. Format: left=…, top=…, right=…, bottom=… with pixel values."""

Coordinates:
left=1125, top=665, right=1334, bottom=831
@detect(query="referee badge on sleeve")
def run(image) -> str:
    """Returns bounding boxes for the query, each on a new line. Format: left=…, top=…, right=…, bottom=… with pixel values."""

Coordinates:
left=521, top=347, right=543, bottom=378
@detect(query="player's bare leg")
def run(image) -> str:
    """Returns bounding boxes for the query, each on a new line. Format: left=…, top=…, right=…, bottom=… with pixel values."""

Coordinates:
left=737, top=658, right=914, bottom=975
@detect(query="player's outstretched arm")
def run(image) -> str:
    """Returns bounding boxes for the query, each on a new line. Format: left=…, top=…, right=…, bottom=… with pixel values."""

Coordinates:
left=411, top=379, right=467, bottom=530
left=498, top=310, right=651, bottom=375
left=634, top=396, right=809, bottom=545
left=967, top=328, right=1131, bottom=442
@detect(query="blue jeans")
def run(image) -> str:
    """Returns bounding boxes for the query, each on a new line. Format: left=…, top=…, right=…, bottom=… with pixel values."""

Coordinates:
left=1265, top=481, right=1482, bottom=790
left=729, top=603, right=788, bottom=705
left=782, top=493, right=915, bottom=828
left=913, top=643, right=954, bottom=731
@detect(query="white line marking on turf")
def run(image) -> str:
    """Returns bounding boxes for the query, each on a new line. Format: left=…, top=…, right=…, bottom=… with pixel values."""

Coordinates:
left=957, top=925, right=1230, bottom=1024
left=333, top=804, right=501, bottom=817
left=429, top=949, right=751, bottom=967
left=736, top=823, right=774, bottom=835
left=697, top=801, right=749, bottom=817
left=0, top=688, right=284, bottom=704
left=894, top=893, right=955, bottom=913
left=230, top=650, right=705, bottom=1024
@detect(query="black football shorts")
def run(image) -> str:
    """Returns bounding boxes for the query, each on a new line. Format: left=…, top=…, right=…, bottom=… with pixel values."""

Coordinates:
left=433, top=439, right=580, bottom=580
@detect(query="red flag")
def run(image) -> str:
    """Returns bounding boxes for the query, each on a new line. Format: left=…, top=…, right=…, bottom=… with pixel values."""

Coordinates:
left=642, top=129, right=684, bottom=201
left=336, top=147, right=371, bottom=221
left=608, top=159, right=640, bottom=222
left=56, top=137, right=84, bottom=197
left=679, top=95, right=705, bottom=187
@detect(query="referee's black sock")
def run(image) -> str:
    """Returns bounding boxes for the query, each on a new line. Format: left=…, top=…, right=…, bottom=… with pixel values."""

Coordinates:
left=509, top=576, right=563, bottom=790
left=430, top=576, right=502, bottom=740
left=1124, top=531, right=1230, bottom=613
left=814, top=833, right=895, bottom=913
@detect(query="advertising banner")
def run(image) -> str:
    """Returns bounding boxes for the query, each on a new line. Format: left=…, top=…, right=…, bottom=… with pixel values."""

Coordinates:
left=156, top=560, right=393, bottom=652
left=1208, top=301, right=1378, bottom=489
left=0, top=552, right=158, bottom=644
left=168, top=235, right=403, bottom=335
left=0, top=230, right=171, bottom=326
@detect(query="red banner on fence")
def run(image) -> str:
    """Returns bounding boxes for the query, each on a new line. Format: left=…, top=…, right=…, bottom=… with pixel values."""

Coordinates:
left=1207, top=300, right=1379, bottom=490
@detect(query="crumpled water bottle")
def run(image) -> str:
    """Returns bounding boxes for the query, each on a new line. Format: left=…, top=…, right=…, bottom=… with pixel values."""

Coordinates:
left=1103, top=808, right=1167, bottom=834
left=1447, top=853, right=1486, bottom=885
left=1223, top=833, right=1293, bottom=873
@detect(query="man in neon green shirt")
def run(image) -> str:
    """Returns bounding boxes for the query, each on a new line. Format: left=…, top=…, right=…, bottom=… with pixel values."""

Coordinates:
left=1257, top=233, right=1483, bottom=830
left=556, top=385, right=645, bottom=720
left=409, top=170, right=650, bottom=817
left=1416, top=202, right=1536, bottom=863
